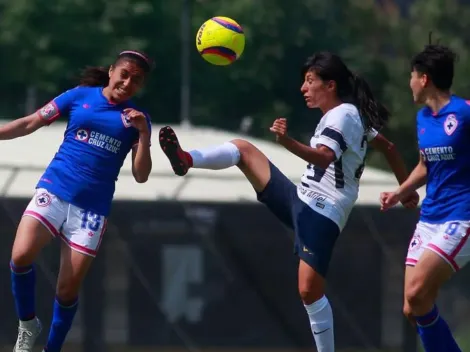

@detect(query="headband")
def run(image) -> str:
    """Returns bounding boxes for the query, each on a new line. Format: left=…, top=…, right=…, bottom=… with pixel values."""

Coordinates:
left=119, top=50, right=155, bottom=71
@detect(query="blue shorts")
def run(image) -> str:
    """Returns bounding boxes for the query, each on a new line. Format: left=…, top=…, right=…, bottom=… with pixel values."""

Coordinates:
left=256, top=162, right=340, bottom=277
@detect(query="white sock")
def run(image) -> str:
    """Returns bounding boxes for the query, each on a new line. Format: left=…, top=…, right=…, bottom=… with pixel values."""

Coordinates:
left=189, top=142, right=240, bottom=170
left=304, top=295, right=335, bottom=352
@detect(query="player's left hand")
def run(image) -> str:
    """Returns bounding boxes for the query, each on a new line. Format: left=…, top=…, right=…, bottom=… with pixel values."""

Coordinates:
left=400, top=191, right=420, bottom=209
left=124, top=108, right=149, bottom=134
left=270, top=118, right=288, bottom=142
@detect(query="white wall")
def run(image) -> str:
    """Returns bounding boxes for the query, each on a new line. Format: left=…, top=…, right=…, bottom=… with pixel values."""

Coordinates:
left=0, top=121, right=423, bottom=204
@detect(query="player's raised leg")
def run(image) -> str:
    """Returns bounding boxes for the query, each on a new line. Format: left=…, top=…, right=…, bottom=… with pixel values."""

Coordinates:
left=160, top=127, right=337, bottom=351
left=43, top=242, right=93, bottom=352
left=11, top=216, right=55, bottom=352
left=159, top=126, right=271, bottom=191
left=405, top=249, right=460, bottom=351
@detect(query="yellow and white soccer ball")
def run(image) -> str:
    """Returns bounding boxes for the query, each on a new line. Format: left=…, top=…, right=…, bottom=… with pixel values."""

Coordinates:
left=196, top=16, right=245, bottom=66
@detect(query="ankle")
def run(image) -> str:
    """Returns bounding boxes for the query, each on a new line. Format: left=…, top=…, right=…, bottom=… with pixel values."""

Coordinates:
left=183, top=151, right=193, bottom=167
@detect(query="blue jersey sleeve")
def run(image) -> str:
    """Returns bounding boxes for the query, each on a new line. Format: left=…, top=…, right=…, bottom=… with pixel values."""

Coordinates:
left=36, top=87, right=80, bottom=125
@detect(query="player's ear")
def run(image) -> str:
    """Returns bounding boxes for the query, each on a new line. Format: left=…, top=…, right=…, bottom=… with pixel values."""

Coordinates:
left=420, top=73, right=429, bottom=87
left=326, top=80, right=336, bottom=92
left=108, top=65, right=114, bottom=78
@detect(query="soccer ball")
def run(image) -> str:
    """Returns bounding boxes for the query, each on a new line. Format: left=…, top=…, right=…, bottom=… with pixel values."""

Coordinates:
left=196, top=16, right=245, bottom=66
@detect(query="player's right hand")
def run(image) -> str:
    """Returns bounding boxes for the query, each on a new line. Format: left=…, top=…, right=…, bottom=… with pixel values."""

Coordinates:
left=270, top=118, right=288, bottom=142
left=380, top=191, right=400, bottom=211
left=124, top=108, right=148, bottom=133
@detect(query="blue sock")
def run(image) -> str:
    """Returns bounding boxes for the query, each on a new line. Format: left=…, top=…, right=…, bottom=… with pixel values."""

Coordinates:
left=10, top=261, right=36, bottom=321
left=44, top=296, right=79, bottom=352
left=415, top=305, right=461, bottom=352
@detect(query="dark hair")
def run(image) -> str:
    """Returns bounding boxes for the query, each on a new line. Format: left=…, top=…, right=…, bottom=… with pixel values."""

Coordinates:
left=411, top=44, right=457, bottom=91
left=301, top=51, right=389, bottom=131
left=79, top=50, right=155, bottom=87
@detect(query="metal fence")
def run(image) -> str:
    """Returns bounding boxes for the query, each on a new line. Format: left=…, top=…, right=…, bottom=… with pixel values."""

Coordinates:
left=0, top=198, right=468, bottom=351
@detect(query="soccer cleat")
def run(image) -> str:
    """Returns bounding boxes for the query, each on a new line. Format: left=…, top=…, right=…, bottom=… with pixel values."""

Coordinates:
left=159, top=126, right=191, bottom=176
left=13, top=317, right=42, bottom=352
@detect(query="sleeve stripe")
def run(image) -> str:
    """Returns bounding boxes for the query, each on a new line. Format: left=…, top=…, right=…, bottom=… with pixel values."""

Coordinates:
left=37, top=101, right=61, bottom=125
left=321, top=127, right=347, bottom=152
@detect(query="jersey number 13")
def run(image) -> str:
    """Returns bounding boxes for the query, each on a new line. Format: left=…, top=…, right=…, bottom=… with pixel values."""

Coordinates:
left=307, top=136, right=368, bottom=188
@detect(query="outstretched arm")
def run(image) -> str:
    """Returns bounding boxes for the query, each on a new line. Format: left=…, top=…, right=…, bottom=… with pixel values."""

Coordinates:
left=0, top=113, right=47, bottom=140
left=369, top=133, right=409, bottom=185
left=0, top=88, right=80, bottom=140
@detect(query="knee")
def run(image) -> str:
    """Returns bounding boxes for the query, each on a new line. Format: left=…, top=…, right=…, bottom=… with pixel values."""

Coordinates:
left=11, top=219, right=51, bottom=267
left=11, top=250, right=34, bottom=268
left=56, top=278, right=80, bottom=302
left=404, top=277, right=429, bottom=310
left=298, top=281, right=324, bottom=305
left=230, top=139, right=254, bottom=160
left=402, top=301, right=414, bottom=322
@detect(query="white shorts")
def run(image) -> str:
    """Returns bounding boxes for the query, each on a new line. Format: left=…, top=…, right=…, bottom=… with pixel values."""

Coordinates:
left=406, top=220, right=470, bottom=271
left=23, top=188, right=107, bottom=257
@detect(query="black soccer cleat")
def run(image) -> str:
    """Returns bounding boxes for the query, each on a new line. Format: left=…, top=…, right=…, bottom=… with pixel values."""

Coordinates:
left=159, top=126, right=191, bottom=176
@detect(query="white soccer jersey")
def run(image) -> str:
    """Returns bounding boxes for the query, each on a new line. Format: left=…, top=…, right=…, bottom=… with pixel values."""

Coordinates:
left=296, top=103, right=378, bottom=230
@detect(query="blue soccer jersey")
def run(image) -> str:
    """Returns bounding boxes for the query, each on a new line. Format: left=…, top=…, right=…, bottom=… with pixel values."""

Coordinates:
left=36, top=86, right=151, bottom=216
left=418, top=95, right=470, bottom=223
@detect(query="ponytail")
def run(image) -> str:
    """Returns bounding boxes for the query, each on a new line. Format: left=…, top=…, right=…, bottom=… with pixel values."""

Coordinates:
left=79, top=66, right=110, bottom=87
left=350, top=74, right=390, bottom=132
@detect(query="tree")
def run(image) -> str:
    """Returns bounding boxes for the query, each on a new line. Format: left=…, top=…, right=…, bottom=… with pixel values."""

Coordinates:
left=3, top=0, right=470, bottom=173
left=375, top=0, right=470, bottom=169
left=189, top=0, right=393, bottom=144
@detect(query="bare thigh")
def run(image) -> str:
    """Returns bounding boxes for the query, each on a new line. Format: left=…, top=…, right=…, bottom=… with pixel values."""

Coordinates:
left=11, top=216, right=54, bottom=267
left=404, top=249, right=453, bottom=316
left=403, top=265, right=415, bottom=323
left=231, top=139, right=272, bottom=192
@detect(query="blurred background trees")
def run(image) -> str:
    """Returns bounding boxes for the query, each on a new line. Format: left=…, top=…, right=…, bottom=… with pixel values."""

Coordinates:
left=1, top=0, right=470, bottom=169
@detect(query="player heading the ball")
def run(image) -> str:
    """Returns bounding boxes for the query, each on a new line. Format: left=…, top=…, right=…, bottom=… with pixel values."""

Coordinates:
left=0, top=50, right=154, bottom=352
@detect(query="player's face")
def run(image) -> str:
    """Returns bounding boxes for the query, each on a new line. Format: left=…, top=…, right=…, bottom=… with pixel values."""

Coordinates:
left=108, top=60, right=146, bottom=102
left=300, top=70, right=334, bottom=109
left=410, top=70, right=428, bottom=104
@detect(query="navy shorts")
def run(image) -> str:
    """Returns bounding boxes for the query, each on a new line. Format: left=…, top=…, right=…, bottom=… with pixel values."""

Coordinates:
left=256, top=162, right=340, bottom=277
